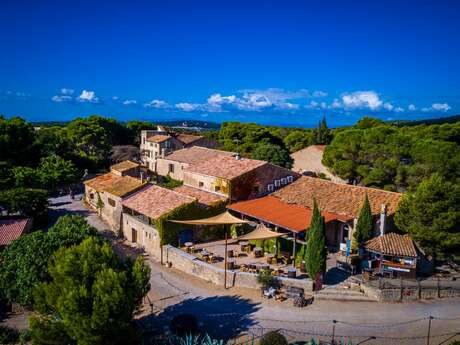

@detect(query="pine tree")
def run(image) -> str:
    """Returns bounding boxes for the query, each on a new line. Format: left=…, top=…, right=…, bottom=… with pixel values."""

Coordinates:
left=353, top=193, right=374, bottom=247
left=312, top=116, right=331, bottom=145
left=305, top=199, right=327, bottom=279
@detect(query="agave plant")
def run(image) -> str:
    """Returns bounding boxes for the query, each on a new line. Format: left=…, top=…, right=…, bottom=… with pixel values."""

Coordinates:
left=168, top=333, right=224, bottom=345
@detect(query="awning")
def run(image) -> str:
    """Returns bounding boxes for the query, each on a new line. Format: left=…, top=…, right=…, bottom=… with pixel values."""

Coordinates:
left=169, top=211, right=250, bottom=225
left=237, top=223, right=285, bottom=241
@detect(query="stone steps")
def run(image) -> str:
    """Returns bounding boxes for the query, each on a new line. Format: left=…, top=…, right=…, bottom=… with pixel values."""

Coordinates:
left=314, top=289, right=377, bottom=302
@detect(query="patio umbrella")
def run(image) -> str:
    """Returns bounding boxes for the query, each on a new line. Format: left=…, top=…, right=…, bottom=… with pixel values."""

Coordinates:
left=237, top=223, right=285, bottom=241
left=169, top=211, right=250, bottom=225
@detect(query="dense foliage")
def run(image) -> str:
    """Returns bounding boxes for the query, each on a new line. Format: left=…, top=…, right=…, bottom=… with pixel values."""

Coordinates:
left=0, top=188, right=48, bottom=223
left=31, top=237, right=150, bottom=345
left=305, top=200, right=327, bottom=280
left=323, top=118, right=460, bottom=191
left=251, top=143, right=293, bottom=168
left=0, top=215, right=98, bottom=306
left=259, top=331, right=288, bottom=345
left=395, top=174, right=460, bottom=258
left=353, top=194, right=373, bottom=248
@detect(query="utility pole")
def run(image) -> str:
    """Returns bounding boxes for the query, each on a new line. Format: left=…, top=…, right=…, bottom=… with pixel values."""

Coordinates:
left=224, top=230, right=228, bottom=289
left=331, top=319, right=337, bottom=345
left=427, top=315, right=433, bottom=345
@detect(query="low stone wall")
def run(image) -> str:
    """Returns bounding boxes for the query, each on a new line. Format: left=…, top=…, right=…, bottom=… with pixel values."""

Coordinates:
left=161, top=245, right=313, bottom=292
left=362, top=283, right=460, bottom=302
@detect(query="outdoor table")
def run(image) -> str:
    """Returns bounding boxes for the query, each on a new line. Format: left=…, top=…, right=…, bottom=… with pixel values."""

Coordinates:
left=256, top=263, right=269, bottom=271
left=253, top=247, right=263, bottom=258
left=185, top=242, right=194, bottom=253
left=240, top=241, right=250, bottom=252
left=265, top=253, right=274, bottom=263
left=200, top=250, right=209, bottom=259
left=226, top=259, right=236, bottom=270
left=287, top=268, right=297, bottom=279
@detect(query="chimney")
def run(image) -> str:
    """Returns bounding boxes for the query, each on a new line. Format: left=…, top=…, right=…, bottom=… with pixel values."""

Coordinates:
left=235, top=153, right=241, bottom=160
left=379, top=204, right=387, bottom=236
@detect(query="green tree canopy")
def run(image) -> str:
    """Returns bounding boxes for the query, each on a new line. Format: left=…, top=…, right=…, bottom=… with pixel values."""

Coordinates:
left=305, top=200, right=327, bottom=280
left=0, top=188, right=48, bottom=223
left=283, top=130, right=313, bottom=152
left=31, top=237, right=151, bottom=345
left=36, top=154, right=78, bottom=190
left=353, top=193, right=374, bottom=248
left=0, top=116, right=37, bottom=166
left=251, top=143, right=293, bottom=168
left=0, top=215, right=98, bottom=306
left=395, top=174, right=460, bottom=258
left=312, top=116, right=332, bottom=145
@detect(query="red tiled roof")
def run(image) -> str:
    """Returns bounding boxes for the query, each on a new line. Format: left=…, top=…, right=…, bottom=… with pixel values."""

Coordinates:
left=176, top=133, right=203, bottom=145
left=174, top=185, right=228, bottom=206
left=122, top=184, right=196, bottom=220
left=186, top=155, right=266, bottom=180
left=110, top=160, right=139, bottom=172
left=0, top=218, right=30, bottom=246
left=228, top=196, right=343, bottom=233
left=84, top=173, right=146, bottom=197
left=272, top=176, right=402, bottom=218
left=146, top=134, right=171, bottom=143
left=163, top=147, right=233, bottom=165
left=365, top=233, right=417, bottom=257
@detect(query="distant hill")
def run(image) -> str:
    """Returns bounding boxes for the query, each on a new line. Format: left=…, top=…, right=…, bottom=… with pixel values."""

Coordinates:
left=388, top=114, right=460, bottom=127
left=157, top=120, right=221, bottom=130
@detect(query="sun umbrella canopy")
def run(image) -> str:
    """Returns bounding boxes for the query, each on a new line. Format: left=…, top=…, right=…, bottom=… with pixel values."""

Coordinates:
left=237, top=223, right=285, bottom=241
left=169, top=211, right=250, bottom=225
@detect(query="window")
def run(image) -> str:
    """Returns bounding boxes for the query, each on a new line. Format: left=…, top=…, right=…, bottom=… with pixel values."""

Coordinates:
left=89, top=193, right=95, bottom=200
left=169, top=163, right=174, bottom=173
left=214, top=186, right=221, bottom=192
left=108, top=198, right=116, bottom=207
left=253, top=185, right=259, bottom=193
left=199, top=181, right=204, bottom=187
left=143, top=138, right=145, bottom=144
left=281, top=178, right=287, bottom=185
left=287, top=175, right=293, bottom=183
left=274, top=180, right=281, bottom=187
left=267, top=184, right=274, bottom=192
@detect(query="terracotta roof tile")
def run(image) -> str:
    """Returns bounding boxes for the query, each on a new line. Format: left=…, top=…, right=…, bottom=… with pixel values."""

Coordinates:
left=228, top=196, right=341, bottom=232
left=365, top=233, right=417, bottom=257
left=0, top=218, right=30, bottom=246
left=176, top=133, right=203, bottom=145
left=162, top=147, right=233, bottom=165
left=186, top=155, right=266, bottom=180
left=84, top=173, right=146, bottom=197
left=146, top=134, right=171, bottom=143
left=272, top=176, right=402, bottom=218
left=110, top=160, right=139, bottom=172
left=122, top=184, right=196, bottom=220
left=174, top=185, right=227, bottom=206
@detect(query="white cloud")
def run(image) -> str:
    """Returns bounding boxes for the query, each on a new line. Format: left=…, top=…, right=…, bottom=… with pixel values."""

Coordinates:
left=175, top=103, right=201, bottom=112
left=312, top=90, right=328, bottom=97
left=341, top=91, right=383, bottom=110
left=408, top=104, right=416, bottom=111
left=395, top=107, right=404, bottom=112
left=51, top=95, right=73, bottom=102
left=78, top=90, right=99, bottom=103
left=144, top=99, right=170, bottom=109
left=61, top=88, right=74, bottom=95
left=331, top=99, right=341, bottom=109
left=123, top=99, right=137, bottom=105
left=383, top=102, right=394, bottom=111
left=275, top=102, right=299, bottom=110
left=422, top=103, right=451, bottom=112
left=112, top=96, right=119, bottom=100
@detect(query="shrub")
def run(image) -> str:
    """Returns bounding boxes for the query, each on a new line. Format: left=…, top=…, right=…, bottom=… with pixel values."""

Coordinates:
left=259, top=331, right=288, bottom=345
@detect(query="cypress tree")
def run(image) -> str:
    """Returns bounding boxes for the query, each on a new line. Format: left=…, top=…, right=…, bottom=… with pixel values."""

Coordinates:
left=353, top=193, right=374, bottom=246
left=305, top=199, right=327, bottom=279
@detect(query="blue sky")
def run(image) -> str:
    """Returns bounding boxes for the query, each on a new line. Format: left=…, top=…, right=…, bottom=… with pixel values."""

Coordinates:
left=1, top=0, right=459, bottom=127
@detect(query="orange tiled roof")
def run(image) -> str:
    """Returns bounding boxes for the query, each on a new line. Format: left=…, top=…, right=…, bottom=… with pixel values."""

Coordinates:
left=186, top=155, right=266, bottom=180
left=0, top=218, right=30, bottom=246
left=228, top=196, right=342, bottom=233
left=146, top=134, right=171, bottom=143
left=272, top=176, right=402, bottom=218
left=176, top=133, right=203, bottom=145
left=84, top=173, right=146, bottom=197
left=122, top=184, right=196, bottom=220
left=365, top=233, right=417, bottom=257
left=163, top=147, right=233, bottom=165
left=312, top=145, right=326, bottom=152
left=110, top=160, right=139, bottom=172
left=174, top=185, right=227, bottom=206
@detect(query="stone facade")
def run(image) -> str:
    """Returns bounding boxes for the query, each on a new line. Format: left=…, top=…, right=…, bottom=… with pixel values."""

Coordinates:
left=85, top=187, right=123, bottom=234
left=122, top=213, right=162, bottom=259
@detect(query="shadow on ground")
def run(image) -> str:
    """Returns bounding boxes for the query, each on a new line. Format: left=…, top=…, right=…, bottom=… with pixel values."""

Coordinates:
left=324, top=267, right=350, bottom=285
left=140, top=295, right=260, bottom=340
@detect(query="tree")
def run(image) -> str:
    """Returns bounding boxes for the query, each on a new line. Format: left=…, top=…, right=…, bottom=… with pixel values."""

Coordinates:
left=353, top=193, right=374, bottom=248
left=395, top=174, right=460, bottom=258
left=31, top=237, right=151, bottom=345
left=305, top=200, right=327, bottom=280
left=0, top=116, right=37, bottom=166
left=0, top=188, right=48, bottom=223
left=37, top=154, right=78, bottom=190
left=355, top=117, right=385, bottom=129
left=252, top=143, right=293, bottom=168
left=0, top=215, right=98, bottom=306
left=11, top=166, right=39, bottom=188
left=312, top=116, right=331, bottom=145
left=283, top=130, right=313, bottom=152
left=126, top=121, right=156, bottom=146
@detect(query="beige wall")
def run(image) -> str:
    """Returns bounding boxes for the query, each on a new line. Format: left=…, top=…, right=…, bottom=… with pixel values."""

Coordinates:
left=183, top=171, right=229, bottom=196
left=85, top=186, right=123, bottom=234
left=122, top=213, right=162, bottom=259
left=156, top=159, right=189, bottom=180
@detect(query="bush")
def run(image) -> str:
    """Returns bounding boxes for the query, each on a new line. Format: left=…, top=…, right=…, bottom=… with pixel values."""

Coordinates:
left=0, top=325, right=19, bottom=344
left=259, top=331, right=288, bottom=345
left=257, top=269, right=274, bottom=289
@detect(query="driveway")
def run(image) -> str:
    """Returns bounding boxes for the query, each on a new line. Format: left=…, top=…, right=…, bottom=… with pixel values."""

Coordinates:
left=48, top=195, right=460, bottom=345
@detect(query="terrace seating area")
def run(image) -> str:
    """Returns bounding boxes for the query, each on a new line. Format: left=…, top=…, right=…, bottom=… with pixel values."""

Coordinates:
left=181, top=239, right=308, bottom=279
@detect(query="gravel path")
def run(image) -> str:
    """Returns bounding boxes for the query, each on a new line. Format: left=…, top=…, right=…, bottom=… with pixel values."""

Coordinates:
left=46, top=195, right=460, bottom=344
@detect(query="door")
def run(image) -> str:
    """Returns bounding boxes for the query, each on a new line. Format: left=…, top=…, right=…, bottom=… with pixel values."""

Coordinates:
left=132, top=228, right=137, bottom=243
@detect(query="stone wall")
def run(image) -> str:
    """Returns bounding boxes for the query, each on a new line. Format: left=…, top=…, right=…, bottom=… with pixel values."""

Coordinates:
left=123, top=213, right=162, bottom=259
left=161, top=245, right=314, bottom=292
